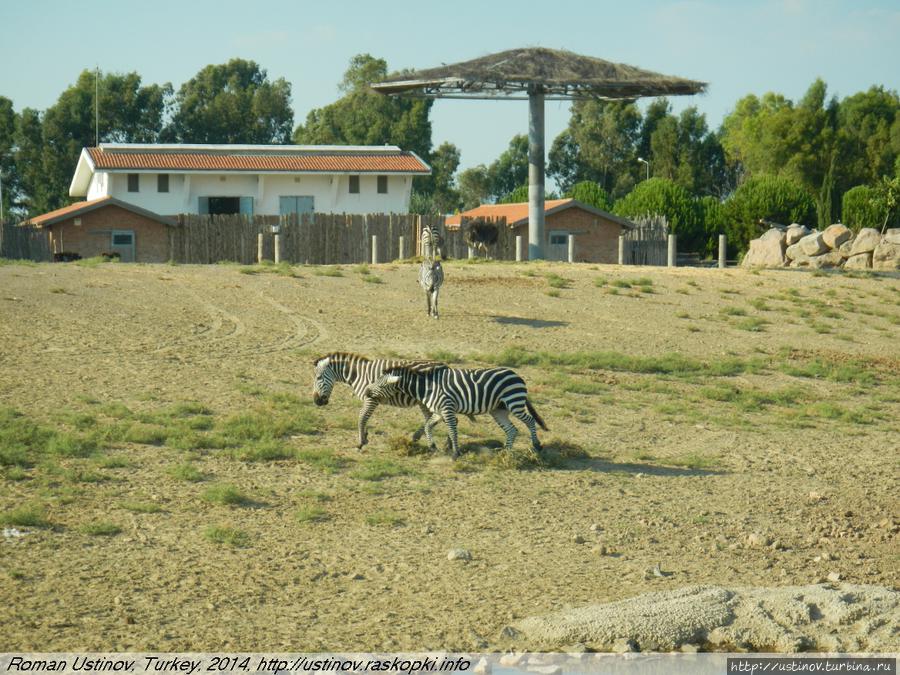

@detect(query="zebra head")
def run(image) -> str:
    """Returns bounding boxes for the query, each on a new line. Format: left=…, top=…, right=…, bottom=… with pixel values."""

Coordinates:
left=364, top=373, right=403, bottom=403
left=312, top=356, right=338, bottom=406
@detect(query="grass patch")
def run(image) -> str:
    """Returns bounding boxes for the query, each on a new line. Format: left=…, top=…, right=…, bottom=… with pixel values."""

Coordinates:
left=735, top=317, right=769, bottom=332
left=313, top=266, right=344, bottom=277
left=204, top=526, right=250, bottom=547
left=365, top=510, right=405, bottom=527
left=720, top=306, right=747, bottom=316
left=545, top=289, right=561, bottom=298
left=1, top=504, right=51, bottom=528
left=426, top=349, right=463, bottom=364
left=351, top=458, right=413, bottom=481
left=545, top=273, right=572, bottom=289
left=295, top=449, right=346, bottom=473
left=80, top=522, right=122, bottom=537
left=227, top=440, right=294, bottom=462
left=296, top=506, right=329, bottom=523
left=202, top=483, right=253, bottom=507
left=361, top=274, right=384, bottom=284
left=167, top=462, right=206, bottom=482
left=121, top=501, right=163, bottom=514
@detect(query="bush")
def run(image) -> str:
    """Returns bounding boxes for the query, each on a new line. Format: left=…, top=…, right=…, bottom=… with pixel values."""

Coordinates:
left=613, top=178, right=705, bottom=253
left=842, top=184, right=898, bottom=232
left=564, top=181, right=611, bottom=211
left=724, top=175, right=816, bottom=255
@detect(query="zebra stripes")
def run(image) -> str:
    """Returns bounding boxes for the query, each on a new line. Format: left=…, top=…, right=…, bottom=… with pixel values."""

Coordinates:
left=418, top=259, right=444, bottom=319
left=313, top=352, right=437, bottom=449
left=365, top=363, right=548, bottom=457
left=420, top=224, right=444, bottom=260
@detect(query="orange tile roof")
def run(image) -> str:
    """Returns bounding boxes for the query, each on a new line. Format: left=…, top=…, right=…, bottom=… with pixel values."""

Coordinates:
left=86, top=147, right=430, bottom=174
left=26, top=197, right=113, bottom=226
left=446, top=199, right=573, bottom=227
left=26, top=196, right=173, bottom=228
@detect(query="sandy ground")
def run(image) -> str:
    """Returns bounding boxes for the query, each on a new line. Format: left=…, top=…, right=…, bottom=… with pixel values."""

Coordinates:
left=0, top=259, right=897, bottom=652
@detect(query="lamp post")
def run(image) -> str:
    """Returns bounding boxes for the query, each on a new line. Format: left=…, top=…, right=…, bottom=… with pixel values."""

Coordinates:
left=637, top=157, right=650, bottom=181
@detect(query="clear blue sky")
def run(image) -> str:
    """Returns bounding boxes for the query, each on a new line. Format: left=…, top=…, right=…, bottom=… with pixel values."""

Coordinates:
left=2, top=0, right=899, bottom=174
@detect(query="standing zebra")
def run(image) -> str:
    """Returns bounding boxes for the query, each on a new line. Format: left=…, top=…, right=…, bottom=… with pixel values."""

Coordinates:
left=419, top=259, right=444, bottom=319
left=364, top=363, right=548, bottom=457
left=420, top=224, right=444, bottom=260
left=312, top=352, right=437, bottom=449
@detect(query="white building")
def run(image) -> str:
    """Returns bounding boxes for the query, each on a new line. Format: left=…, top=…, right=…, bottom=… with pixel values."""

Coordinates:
left=69, top=143, right=431, bottom=216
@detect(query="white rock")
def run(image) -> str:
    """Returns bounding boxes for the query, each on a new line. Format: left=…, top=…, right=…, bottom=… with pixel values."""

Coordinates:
left=799, top=232, right=828, bottom=256
left=884, top=228, right=900, bottom=245
left=742, top=231, right=786, bottom=267
left=448, top=548, right=472, bottom=561
left=785, top=242, right=805, bottom=261
left=806, top=251, right=844, bottom=269
left=785, top=224, right=810, bottom=246
left=872, top=241, right=900, bottom=271
left=822, top=224, right=852, bottom=249
left=844, top=252, right=872, bottom=270
left=849, top=228, right=881, bottom=255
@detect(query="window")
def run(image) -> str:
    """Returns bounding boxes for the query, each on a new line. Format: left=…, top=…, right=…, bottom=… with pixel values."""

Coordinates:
left=157, top=174, right=169, bottom=193
left=279, top=196, right=315, bottom=217
left=112, top=232, right=134, bottom=246
left=127, top=174, right=139, bottom=192
left=549, top=234, right=568, bottom=245
left=377, top=175, right=388, bottom=194
left=349, top=175, right=360, bottom=194
left=198, top=197, right=253, bottom=215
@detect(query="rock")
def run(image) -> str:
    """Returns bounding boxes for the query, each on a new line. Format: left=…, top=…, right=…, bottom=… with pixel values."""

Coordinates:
left=590, top=523, right=602, bottom=532
left=612, top=637, right=639, bottom=653
left=844, top=252, right=872, bottom=270
left=500, top=625, right=521, bottom=639
left=447, top=548, right=472, bottom=561
left=884, top=228, right=900, bottom=245
left=680, top=643, right=700, bottom=653
left=473, top=658, right=491, bottom=675
left=799, top=232, right=828, bottom=256
left=593, top=545, right=608, bottom=556
left=573, top=534, right=586, bottom=544
left=785, top=224, right=810, bottom=245
left=822, top=224, right=852, bottom=249
left=806, top=251, right=844, bottom=269
left=747, top=532, right=772, bottom=548
left=872, top=241, right=900, bottom=271
left=827, top=571, right=842, bottom=583
left=742, top=229, right=786, bottom=267
left=785, top=242, right=805, bottom=261
left=498, top=653, right=524, bottom=667
left=849, top=228, right=881, bottom=255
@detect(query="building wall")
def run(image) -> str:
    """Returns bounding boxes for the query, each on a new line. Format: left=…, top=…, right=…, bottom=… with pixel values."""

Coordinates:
left=510, top=209, right=624, bottom=263
left=48, top=205, right=170, bottom=263
left=89, top=171, right=414, bottom=215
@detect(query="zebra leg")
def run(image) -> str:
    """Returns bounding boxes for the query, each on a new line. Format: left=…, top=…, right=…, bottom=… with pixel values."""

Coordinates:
left=425, top=290, right=432, bottom=317
left=510, top=406, right=543, bottom=452
left=411, top=403, right=431, bottom=443
left=423, top=412, right=442, bottom=452
left=357, top=398, right=379, bottom=449
left=441, top=408, right=460, bottom=458
left=490, top=408, right=518, bottom=450
left=431, top=288, right=439, bottom=319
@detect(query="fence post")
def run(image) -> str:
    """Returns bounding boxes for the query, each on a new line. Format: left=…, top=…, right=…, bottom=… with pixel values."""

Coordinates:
left=618, top=235, right=625, bottom=265
left=468, top=245, right=475, bottom=260
left=257, top=233, right=264, bottom=263
left=667, top=234, right=677, bottom=268
left=567, top=234, right=575, bottom=263
left=515, top=235, right=523, bottom=262
left=719, top=234, right=727, bottom=269
left=274, top=234, right=281, bottom=264
left=399, top=235, right=406, bottom=261
left=371, top=235, right=378, bottom=265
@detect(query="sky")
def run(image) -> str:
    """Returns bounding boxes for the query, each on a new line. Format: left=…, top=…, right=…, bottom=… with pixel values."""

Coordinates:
left=2, top=0, right=899, bottom=175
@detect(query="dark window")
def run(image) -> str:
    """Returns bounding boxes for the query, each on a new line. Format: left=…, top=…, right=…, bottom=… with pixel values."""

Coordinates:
left=349, top=175, right=360, bottom=194
left=112, top=232, right=134, bottom=246
left=157, top=174, right=169, bottom=193
left=206, top=197, right=241, bottom=215
left=377, top=175, right=388, bottom=194
left=127, top=174, right=139, bottom=192
left=550, top=234, right=568, bottom=245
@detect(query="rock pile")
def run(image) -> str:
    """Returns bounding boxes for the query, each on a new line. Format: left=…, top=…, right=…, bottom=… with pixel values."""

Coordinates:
left=742, top=224, right=900, bottom=270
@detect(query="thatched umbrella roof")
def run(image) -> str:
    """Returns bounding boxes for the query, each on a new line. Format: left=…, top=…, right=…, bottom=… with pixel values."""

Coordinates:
left=371, top=47, right=707, bottom=100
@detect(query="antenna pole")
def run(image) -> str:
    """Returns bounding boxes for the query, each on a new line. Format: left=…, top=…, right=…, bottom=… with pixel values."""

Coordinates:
left=95, top=67, right=99, bottom=146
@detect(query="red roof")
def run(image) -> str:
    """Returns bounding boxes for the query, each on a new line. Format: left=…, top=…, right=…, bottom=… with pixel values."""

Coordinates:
left=26, top=196, right=173, bottom=228
left=447, top=198, right=636, bottom=228
left=86, top=147, right=430, bottom=174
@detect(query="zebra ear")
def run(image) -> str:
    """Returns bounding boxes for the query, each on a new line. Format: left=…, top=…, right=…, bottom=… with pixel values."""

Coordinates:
left=314, top=356, right=330, bottom=367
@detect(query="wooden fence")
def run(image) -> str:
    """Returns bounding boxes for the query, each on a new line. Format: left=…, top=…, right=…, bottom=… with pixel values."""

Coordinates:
left=169, top=214, right=512, bottom=265
left=623, top=215, right=668, bottom=266
left=0, top=222, right=51, bottom=261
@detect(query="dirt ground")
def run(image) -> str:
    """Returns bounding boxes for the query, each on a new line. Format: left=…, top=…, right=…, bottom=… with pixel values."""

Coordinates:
left=0, top=259, right=897, bottom=652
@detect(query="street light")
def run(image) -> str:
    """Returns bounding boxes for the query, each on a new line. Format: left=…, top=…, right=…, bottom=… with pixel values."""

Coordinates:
left=637, top=157, right=650, bottom=181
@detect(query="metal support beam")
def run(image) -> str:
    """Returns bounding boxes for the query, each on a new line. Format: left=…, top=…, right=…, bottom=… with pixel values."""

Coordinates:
left=528, top=88, right=545, bottom=261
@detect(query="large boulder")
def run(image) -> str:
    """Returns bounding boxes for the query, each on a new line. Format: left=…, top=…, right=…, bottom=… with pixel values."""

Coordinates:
left=884, top=228, right=900, bottom=245
left=838, top=239, right=855, bottom=258
left=844, top=252, right=873, bottom=270
left=806, top=251, right=844, bottom=269
left=741, top=229, right=786, bottom=267
left=799, top=232, right=828, bottom=256
left=785, top=242, right=805, bottom=261
left=785, top=224, right=810, bottom=246
left=849, top=228, right=881, bottom=256
left=822, top=224, right=852, bottom=249
left=873, top=241, right=900, bottom=271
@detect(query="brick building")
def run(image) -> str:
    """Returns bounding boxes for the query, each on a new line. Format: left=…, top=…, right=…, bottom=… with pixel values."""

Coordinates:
left=26, top=197, right=174, bottom=262
left=446, top=199, right=633, bottom=263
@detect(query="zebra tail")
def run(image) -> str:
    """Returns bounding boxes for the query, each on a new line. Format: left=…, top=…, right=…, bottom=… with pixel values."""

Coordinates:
left=526, top=399, right=549, bottom=431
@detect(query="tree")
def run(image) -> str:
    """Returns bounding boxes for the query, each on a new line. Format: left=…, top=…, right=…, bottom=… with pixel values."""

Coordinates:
left=0, top=97, right=18, bottom=221
left=612, top=177, right=705, bottom=252
left=841, top=185, right=883, bottom=231
left=723, top=174, right=816, bottom=255
left=486, top=135, right=529, bottom=199
left=458, top=165, right=492, bottom=210
left=649, top=107, right=730, bottom=198
left=564, top=181, right=611, bottom=211
left=293, top=54, right=432, bottom=162
left=497, top=185, right=529, bottom=204
left=13, top=108, right=45, bottom=216
left=169, top=59, right=292, bottom=144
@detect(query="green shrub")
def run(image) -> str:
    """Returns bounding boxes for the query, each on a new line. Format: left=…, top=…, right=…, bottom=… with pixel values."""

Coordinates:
left=724, top=175, right=816, bottom=256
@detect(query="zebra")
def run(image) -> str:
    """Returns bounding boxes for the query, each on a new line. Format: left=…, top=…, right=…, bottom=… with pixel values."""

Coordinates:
left=418, top=259, right=444, bottom=319
left=364, top=363, right=548, bottom=458
left=420, top=224, right=444, bottom=260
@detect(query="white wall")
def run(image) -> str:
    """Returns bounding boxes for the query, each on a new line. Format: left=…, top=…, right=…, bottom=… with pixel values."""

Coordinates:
left=94, top=171, right=414, bottom=215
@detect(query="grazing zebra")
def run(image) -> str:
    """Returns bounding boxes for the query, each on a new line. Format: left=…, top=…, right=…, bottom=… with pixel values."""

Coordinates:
left=418, top=259, right=444, bottom=319
left=420, top=224, right=444, bottom=260
left=364, top=363, right=548, bottom=458
left=312, top=352, right=438, bottom=449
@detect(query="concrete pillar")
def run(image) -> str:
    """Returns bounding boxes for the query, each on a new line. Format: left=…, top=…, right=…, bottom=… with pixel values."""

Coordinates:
left=618, top=235, right=625, bottom=265
left=668, top=234, right=677, bottom=268
left=515, top=235, right=523, bottom=262
left=528, top=87, right=545, bottom=261
left=273, top=234, right=281, bottom=264
left=567, top=234, right=575, bottom=263
left=399, top=235, right=406, bottom=261
left=719, top=234, right=727, bottom=269
left=371, top=235, right=378, bottom=265
left=257, top=233, right=264, bottom=263
left=468, top=245, right=475, bottom=260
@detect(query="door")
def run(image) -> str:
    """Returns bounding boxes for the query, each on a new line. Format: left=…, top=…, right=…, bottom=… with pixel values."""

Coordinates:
left=110, top=230, right=135, bottom=262
left=548, top=230, right=569, bottom=261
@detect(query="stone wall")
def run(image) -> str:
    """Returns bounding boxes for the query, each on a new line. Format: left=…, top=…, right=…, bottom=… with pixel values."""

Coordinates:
left=742, top=224, right=900, bottom=271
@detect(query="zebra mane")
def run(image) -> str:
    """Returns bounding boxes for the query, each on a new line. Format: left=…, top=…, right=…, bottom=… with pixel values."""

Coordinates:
left=384, top=362, right=448, bottom=377
left=312, top=352, right=370, bottom=366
